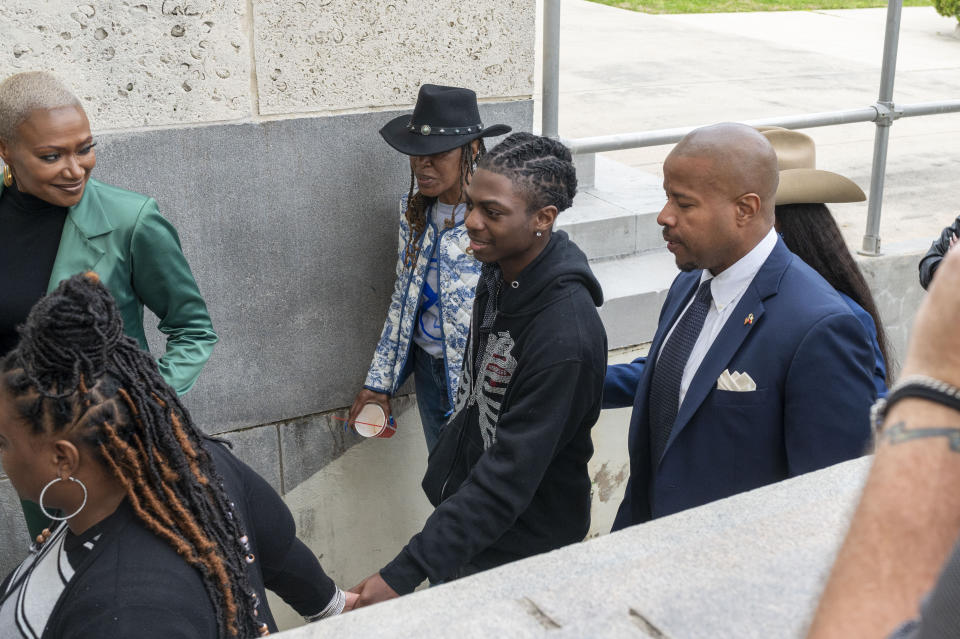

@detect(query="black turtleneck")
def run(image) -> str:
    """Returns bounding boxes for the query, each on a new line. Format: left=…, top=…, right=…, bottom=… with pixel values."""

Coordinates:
left=0, top=184, right=69, bottom=356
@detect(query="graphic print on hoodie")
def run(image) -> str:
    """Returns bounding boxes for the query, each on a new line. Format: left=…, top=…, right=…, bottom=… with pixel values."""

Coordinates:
left=453, top=329, right=517, bottom=449
left=379, top=230, right=609, bottom=595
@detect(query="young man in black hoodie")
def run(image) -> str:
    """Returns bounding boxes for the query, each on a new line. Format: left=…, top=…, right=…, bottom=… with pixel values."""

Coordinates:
left=351, top=133, right=608, bottom=605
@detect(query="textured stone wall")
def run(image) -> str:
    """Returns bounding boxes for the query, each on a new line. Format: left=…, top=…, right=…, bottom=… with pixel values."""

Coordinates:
left=0, top=0, right=535, bottom=128
left=252, top=0, right=535, bottom=115
left=0, top=0, right=253, bottom=127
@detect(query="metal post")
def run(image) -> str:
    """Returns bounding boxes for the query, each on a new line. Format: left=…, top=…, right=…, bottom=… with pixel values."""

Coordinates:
left=542, top=0, right=562, bottom=139
left=860, top=0, right=904, bottom=256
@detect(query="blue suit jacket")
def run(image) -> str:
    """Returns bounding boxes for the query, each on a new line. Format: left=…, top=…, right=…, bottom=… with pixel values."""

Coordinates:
left=837, top=292, right=888, bottom=398
left=606, top=239, right=876, bottom=530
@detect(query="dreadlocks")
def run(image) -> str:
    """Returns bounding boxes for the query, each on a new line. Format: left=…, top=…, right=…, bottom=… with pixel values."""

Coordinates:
left=1, top=273, right=265, bottom=638
left=402, top=139, right=486, bottom=266
left=478, top=132, right=577, bottom=214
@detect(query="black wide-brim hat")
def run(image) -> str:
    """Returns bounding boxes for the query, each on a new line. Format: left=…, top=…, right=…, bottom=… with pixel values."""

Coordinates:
left=380, top=84, right=512, bottom=156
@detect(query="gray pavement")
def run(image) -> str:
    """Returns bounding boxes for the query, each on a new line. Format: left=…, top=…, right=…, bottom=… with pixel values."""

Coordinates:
left=535, top=0, right=960, bottom=251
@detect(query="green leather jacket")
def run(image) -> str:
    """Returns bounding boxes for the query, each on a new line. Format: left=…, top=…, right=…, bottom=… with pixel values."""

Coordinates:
left=1, top=178, right=217, bottom=395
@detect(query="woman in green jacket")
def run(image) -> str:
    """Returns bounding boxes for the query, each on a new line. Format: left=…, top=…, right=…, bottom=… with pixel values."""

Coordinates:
left=0, top=71, right=217, bottom=537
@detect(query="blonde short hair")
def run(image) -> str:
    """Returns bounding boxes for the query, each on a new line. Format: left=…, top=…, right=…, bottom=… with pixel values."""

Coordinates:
left=0, top=71, right=82, bottom=143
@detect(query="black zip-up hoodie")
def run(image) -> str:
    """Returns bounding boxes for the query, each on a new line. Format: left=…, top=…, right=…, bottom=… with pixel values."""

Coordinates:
left=380, top=230, right=608, bottom=594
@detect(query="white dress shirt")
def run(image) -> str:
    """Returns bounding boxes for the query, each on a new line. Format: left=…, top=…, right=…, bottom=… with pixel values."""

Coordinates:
left=658, top=228, right=778, bottom=407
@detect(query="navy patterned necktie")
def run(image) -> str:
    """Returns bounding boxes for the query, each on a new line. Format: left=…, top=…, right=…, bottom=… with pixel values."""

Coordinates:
left=648, top=279, right=713, bottom=464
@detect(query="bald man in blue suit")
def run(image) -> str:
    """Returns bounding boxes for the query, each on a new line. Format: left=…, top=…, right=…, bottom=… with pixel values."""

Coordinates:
left=605, top=124, right=876, bottom=530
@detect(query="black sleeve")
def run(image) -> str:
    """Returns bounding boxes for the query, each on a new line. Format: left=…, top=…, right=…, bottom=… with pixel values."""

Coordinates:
left=380, top=360, right=601, bottom=594
left=225, top=451, right=337, bottom=616
left=235, top=451, right=338, bottom=617
left=919, top=215, right=960, bottom=290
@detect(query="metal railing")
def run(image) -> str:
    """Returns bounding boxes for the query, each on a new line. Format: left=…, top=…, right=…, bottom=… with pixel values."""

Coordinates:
left=541, top=0, right=960, bottom=256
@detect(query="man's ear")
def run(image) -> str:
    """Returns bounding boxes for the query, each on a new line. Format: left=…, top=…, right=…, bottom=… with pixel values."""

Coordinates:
left=734, top=192, right=762, bottom=226
left=534, top=205, right=559, bottom=232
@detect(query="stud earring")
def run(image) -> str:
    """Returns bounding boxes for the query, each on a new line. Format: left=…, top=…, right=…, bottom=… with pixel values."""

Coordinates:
left=2, top=164, right=12, bottom=188
left=536, top=230, right=543, bottom=238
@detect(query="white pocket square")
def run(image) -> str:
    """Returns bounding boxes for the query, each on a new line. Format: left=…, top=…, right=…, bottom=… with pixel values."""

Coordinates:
left=717, top=369, right=757, bottom=392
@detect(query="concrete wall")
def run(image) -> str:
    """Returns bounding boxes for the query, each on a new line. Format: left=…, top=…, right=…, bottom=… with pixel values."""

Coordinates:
left=857, top=238, right=933, bottom=376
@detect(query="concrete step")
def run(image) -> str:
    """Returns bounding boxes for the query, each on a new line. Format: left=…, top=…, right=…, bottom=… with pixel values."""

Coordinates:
left=592, top=249, right=680, bottom=349
left=557, top=155, right=666, bottom=261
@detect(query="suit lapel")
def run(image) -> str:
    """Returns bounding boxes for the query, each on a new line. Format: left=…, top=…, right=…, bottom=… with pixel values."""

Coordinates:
left=46, top=180, right=114, bottom=293
left=659, top=239, right=793, bottom=460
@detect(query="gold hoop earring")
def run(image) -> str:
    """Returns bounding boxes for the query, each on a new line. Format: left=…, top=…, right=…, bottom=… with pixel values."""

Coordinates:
left=2, top=164, right=12, bottom=188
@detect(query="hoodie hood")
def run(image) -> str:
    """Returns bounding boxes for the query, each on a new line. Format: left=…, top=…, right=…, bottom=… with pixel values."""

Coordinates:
left=497, top=230, right=603, bottom=315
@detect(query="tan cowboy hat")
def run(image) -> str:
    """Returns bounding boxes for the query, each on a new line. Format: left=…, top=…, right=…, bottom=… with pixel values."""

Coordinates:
left=759, top=128, right=866, bottom=205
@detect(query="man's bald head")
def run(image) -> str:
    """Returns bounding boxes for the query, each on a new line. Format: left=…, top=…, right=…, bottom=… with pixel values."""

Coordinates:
left=671, top=123, right=779, bottom=221
left=657, top=123, right=780, bottom=275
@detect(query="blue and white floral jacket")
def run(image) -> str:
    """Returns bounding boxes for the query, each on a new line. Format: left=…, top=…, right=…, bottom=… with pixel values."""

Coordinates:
left=364, top=196, right=480, bottom=408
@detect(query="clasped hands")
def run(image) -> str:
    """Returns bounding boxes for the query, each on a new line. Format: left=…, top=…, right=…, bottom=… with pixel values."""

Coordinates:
left=342, top=572, right=398, bottom=613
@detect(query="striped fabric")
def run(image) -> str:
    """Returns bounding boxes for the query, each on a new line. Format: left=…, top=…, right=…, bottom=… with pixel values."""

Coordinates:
left=0, top=522, right=98, bottom=639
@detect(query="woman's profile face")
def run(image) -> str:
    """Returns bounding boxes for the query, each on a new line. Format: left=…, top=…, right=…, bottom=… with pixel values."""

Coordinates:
left=409, top=146, right=464, bottom=205
left=0, top=105, right=96, bottom=207
left=0, top=386, right=49, bottom=503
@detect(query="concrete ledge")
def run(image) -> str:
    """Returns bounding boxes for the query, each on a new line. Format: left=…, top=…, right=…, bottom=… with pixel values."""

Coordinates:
left=558, top=156, right=666, bottom=260
left=279, top=456, right=871, bottom=638
left=593, top=250, right=678, bottom=350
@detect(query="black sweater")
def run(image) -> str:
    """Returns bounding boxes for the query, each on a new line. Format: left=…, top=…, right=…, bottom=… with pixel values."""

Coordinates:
left=1, top=440, right=336, bottom=638
left=381, top=230, right=608, bottom=594
left=0, top=185, right=68, bottom=357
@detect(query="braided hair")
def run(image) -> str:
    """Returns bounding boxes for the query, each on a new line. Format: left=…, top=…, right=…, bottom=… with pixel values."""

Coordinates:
left=477, top=132, right=577, bottom=215
left=402, top=139, right=485, bottom=266
left=1, top=273, right=266, bottom=638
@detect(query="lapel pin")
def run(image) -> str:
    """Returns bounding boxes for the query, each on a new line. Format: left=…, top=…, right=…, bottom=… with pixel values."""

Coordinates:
left=744, top=313, right=754, bottom=326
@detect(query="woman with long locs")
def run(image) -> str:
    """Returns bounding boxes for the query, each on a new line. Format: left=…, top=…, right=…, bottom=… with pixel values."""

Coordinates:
left=0, top=274, right=354, bottom=638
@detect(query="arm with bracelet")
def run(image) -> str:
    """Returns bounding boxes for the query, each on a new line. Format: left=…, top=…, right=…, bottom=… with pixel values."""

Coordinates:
left=807, top=248, right=960, bottom=639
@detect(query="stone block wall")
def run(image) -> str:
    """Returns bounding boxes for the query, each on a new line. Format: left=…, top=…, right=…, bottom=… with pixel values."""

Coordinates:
left=1, top=0, right=534, bottom=128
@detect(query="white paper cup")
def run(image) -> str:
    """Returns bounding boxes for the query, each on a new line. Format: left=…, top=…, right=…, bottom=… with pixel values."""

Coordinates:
left=354, top=403, right=396, bottom=438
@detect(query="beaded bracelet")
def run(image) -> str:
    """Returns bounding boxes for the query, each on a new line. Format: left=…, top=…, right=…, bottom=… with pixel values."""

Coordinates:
left=870, top=374, right=960, bottom=432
